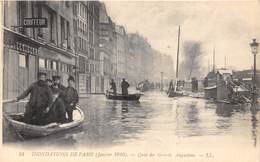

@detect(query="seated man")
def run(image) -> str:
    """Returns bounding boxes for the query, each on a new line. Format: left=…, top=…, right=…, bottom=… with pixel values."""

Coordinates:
left=45, top=88, right=67, bottom=124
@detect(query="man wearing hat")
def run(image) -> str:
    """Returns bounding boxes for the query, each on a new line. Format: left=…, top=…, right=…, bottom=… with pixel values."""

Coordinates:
left=64, top=76, right=79, bottom=122
left=51, top=75, right=66, bottom=100
left=51, top=75, right=66, bottom=92
left=14, top=72, right=52, bottom=125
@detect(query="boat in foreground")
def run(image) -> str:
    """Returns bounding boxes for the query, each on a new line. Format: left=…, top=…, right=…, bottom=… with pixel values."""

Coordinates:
left=106, top=92, right=142, bottom=101
left=4, top=106, right=84, bottom=138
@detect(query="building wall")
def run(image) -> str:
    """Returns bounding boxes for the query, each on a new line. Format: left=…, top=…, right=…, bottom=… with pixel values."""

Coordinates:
left=3, top=1, right=77, bottom=100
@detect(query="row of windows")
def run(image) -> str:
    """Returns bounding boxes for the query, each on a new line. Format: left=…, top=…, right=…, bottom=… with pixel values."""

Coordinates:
left=89, top=63, right=99, bottom=73
left=78, top=19, right=88, bottom=35
left=79, top=2, right=88, bottom=19
left=39, top=58, right=72, bottom=73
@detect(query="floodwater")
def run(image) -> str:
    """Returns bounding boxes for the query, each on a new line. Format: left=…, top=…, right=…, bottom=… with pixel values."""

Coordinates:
left=3, top=90, right=260, bottom=162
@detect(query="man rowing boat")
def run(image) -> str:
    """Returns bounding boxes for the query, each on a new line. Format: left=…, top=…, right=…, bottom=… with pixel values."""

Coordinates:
left=14, top=72, right=52, bottom=125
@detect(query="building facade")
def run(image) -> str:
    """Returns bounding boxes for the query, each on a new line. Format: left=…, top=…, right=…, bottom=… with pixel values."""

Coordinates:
left=73, top=1, right=90, bottom=95
left=99, top=3, right=117, bottom=93
left=3, top=1, right=76, bottom=100
left=115, top=25, right=127, bottom=87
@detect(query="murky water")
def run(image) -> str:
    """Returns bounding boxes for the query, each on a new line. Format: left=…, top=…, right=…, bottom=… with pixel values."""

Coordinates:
left=3, top=91, right=260, bottom=161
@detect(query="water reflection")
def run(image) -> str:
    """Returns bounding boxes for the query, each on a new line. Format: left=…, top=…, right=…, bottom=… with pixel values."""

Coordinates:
left=3, top=93, right=260, bottom=150
left=250, top=105, right=259, bottom=147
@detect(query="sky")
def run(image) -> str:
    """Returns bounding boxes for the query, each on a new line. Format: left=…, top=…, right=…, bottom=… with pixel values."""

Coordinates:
left=104, top=0, right=260, bottom=71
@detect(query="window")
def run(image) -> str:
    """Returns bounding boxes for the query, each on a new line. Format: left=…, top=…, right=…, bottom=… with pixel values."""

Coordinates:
left=17, top=1, right=27, bottom=34
left=48, top=10, right=56, bottom=43
left=90, top=48, right=94, bottom=59
left=90, top=64, right=94, bottom=73
left=46, top=59, right=51, bottom=69
left=19, top=54, right=27, bottom=68
left=39, top=58, right=45, bottom=69
left=36, top=3, right=43, bottom=37
left=67, top=21, right=70, bottom=48
left=86, top=60, right=89, bottom=72
left=61, top=16, right=65, bottom=45
left=51, top=61, right=57, bottom=70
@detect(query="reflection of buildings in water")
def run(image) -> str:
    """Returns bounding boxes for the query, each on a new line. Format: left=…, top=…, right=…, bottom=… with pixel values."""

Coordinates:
left=250, top=105, right=258, bottom=147
left=215, top=103, right=246, bottom=117
left=175, top=101, right=202, bottom=137
left=215, top=103, right=248, bottom=132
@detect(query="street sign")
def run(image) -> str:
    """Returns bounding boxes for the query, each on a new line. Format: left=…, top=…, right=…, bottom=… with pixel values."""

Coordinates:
left=23, top=18, right=47, bottom=28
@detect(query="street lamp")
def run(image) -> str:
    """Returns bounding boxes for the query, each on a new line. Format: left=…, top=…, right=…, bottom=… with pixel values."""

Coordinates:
left=250, top=39, right=259, bottom=87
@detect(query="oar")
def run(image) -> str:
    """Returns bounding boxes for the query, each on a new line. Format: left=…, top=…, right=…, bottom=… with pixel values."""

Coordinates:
left=2, top=99, right=16, bottom=104
left=2, top=99, right=28, bottom=104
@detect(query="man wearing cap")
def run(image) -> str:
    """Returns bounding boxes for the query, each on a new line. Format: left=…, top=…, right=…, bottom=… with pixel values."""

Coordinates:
left=51, top=75, right=66, bottom=100
left=51, top=75, right=66, bottom=92
left=64, top=76, right=79, bottom=122
left=14, top=72, right=52, bottom=125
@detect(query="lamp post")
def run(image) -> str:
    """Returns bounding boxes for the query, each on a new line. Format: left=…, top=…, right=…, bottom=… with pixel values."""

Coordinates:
left=250, top=39, right=259, bottom=86
left=250, top=39, right=259, bottom=103
left=160, top=72, right=164, bottom=91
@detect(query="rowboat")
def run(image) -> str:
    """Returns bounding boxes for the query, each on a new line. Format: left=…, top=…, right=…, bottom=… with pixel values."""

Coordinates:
left=106, top=92, right=142, bottom=101
left=168, top=89, right=184, bottom=98
left=4, top=106, right=84, bottom=138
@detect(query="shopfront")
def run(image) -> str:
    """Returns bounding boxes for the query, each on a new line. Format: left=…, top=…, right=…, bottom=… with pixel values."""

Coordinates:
left=3, top=29, right=40, bottom=100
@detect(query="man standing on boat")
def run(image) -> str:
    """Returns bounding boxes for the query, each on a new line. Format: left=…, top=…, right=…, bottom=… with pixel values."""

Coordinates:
left=167, top=80, right=174, bottom=94
left=121, top=78, right=130, bottom=95
left=64, top=76, right=79, bottom=122
left=110, top=79, right=117, bottom=95
left=14, top=72, right=52, bottom=125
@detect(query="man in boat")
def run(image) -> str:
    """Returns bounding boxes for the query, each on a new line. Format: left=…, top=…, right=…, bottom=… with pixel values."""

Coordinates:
left=203, top=77, right=208, bottom=87
left=110, top=79, right=117, bottom=95
left=51, top=75, right=66, bottom=92
left=167, top=80, right=174, bottom=94
left=51, top=75, right=67, bottom=101
left=45, top=88, right=67, bottom=124
left=64, top=76, right=79, bottom=122
left=14, top=72, right=52, bottom=125
left=46, top=79, right=53, bottom=87
left=121, top=78, right=130, bottom=95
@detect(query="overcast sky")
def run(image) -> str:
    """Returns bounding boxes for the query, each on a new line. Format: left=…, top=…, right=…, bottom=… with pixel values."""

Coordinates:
left=104, top=0, right=260, bottom=71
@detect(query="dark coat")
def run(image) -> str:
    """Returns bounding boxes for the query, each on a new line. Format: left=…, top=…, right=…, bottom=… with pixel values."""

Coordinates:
left=50, top=83, right=66, bottom=99
left=121, top=80, right=130, bottom=95
left=46, top=97, right=67, bottom=124
left=17, top=80, right=52, bottom=124
left=110, top=81, right=117, bottom=95
left=64, top=86, right=79, bottom=108
left=17, top=80, right=52, bottom=112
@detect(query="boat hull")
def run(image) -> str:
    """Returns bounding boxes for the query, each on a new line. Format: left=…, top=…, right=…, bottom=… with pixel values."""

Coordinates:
left=106, top=93, right=141, bottom=101
left=4, top=106, right=84, bottom=138
left=168, top=91, right=184, bottom=98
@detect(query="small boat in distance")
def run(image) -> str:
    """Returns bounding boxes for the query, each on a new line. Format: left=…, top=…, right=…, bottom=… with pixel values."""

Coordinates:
left=4, top=106, right=84, bottom=138
left=106, top=91, right=142, bottom=101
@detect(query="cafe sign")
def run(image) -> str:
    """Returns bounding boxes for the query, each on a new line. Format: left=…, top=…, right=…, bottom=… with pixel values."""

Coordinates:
left=23, top=18, right=47, bottom=28
left=4, top=30, right=39, bottom=55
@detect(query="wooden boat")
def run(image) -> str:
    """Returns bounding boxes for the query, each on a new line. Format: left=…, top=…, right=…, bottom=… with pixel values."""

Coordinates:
left=106, top=92, right=142, bottom=101
left=168, top=89, right=184, bottom=98
left=4, top=106, right=84, bottom=138
left=204, top=85, right=217, bottom=99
